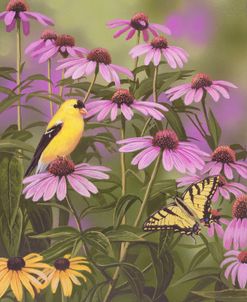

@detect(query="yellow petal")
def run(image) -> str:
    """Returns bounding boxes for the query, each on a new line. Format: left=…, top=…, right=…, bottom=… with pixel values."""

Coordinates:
left=24, top=253, right=43, bottom=261
left=0, top=268, right=9, bottom=280
left=0, top=271, right=12, bottom=298
left=24, top=255, right=43, bottom=265
left=0, top=258, right=8, bottom=262
left=60, top=271, right=73, bottom=297
left=22, top=268, right=47, bottom=281
left=64, top=254, right=71, bottom=259
left=69, top=264, right=92, bottom=273
left=66, top=270, right=81, bottom=286
left=21, top=271, right=43, bottom=290
left=51, top=271, right=60, bottom=294
left=69, top=256, right=87, bottom=262
left=18, top=271, right=35, bottom=299
left=67, top=269, right=87, bottom=283
left=10, top=271, right=23, bottom=302
left=26, top=263, right=51, bottom=269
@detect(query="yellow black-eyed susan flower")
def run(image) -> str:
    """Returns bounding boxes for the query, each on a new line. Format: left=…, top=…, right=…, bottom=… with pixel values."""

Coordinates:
left=44, top=254, right=92, bottom=297
left=0, top=253, right=49, bottom=301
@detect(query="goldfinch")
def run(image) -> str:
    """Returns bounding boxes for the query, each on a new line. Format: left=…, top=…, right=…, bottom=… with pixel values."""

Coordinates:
left=25, top=99, right=87, bottom=176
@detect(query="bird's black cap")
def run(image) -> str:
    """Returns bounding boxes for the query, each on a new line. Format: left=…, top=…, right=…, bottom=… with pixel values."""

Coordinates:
left=74, top=100, right=85, bottom=109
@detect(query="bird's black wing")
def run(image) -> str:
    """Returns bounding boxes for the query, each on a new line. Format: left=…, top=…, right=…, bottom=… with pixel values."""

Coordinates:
left=25, top=121, right=63, bottom=176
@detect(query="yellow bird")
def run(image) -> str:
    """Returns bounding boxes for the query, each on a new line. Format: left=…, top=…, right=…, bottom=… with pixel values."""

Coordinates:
left=25, top=99, right=87, bottom=176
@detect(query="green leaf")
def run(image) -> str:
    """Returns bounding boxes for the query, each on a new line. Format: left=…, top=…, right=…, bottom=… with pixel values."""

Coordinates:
left=121, top=263, right=145, bottom=302
left=30, top=226, right=80, bottom=239
left=171, top=267, right=220, bottom=287
left=0, top=139, right=35, bottom=152
left=24, top=121, right=47, bottom=130
left=148, top=243, right=174, bottom=299
left=83, top=282, right=107, bottom=302
left=113, top=195, right=140, bottom=228
left=206, top=109, right=221, bottom=149
left=42, top=236, right=79, bottom=262
left=188, top=247, right=209, bottom=271
left=26, top=91, right=63, bottom=105
left=83, top=231, right=113, bottom=255
left=192, top=289, right=247, bottom=301
left=163, top=103, right=187, bottom=140
left=106, top=229, right=144, bottom=242
left=0, top=153, right=23, bottom=228
left=0, top=66, right=16, bottom=81
left=0, top=94, right=20, bottom=113
left=0, top=209, right=23, bottom=256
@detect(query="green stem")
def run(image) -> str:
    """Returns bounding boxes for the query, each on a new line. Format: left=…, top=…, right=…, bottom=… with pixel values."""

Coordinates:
left=120, top=115, right=126, bottom=196
left=102, top=155, right=161, bottom=302
left=83, top=72, right=98, bottom=104
left=132, top=31, right=141, bottom=92
left=141, top=65, right=159, bottom=136
left=48, top=59, right=54, bottom=116
left=16, top=19, right=22, bottom=131
left=59, top=69, right=65, bottom=99
left=201, top=94, right=209, bottom=122
left=65, top=196, right=82, bottom=232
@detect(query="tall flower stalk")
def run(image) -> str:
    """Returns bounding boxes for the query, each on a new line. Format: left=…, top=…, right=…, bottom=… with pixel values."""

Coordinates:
left=103, top=155, right=161, bottom=302
left=16, top=19, right=22, bottom=131
left=47, top=59, right=54, bottom=116
left=83, top=71, right=98, bottom=104
left=59, top=68, right=65, bottom=98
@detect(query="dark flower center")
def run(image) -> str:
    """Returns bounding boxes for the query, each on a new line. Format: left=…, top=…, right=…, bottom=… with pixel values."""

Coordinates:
left=232, top=195, right=247, bottom=219
left=130, top=12, right=149, bottom=30
left=151, top=36, right=168, bottom=49
left=152, top=129, right=179, bottom=150
left=7, top=257, right=25, bottom=271
left=111, top=89, right=134, bottom=108
left=6, top=0, right=28, bottom=13
left=41, top=29, right=57, bottom=41
left=238, top=251, right=247, bottom=263
left=48, top=157, right=75, bottom=176
left=212, top=146, right=236, bottom=164
left=191, top=73, right=212, bottom=89
left=218, top=175, right=227, bottom=187
left=54, top=258, right=70, bottom=270
left=55, top=34, right=75, bottom=58
left=87, top=48, right=112, bottom=65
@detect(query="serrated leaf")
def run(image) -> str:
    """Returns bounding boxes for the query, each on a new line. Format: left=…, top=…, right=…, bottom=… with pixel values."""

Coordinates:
left=0, top=153, right=23, bottom=228
left=192, top=289, right=247, bottom=301
left=113, top=195, right=140, bottom=228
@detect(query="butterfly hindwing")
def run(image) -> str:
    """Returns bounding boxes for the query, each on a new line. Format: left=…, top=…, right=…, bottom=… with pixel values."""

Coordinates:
left=181, top=175, right=220, bottom=224
left=143, top=204, right=200, bottom=235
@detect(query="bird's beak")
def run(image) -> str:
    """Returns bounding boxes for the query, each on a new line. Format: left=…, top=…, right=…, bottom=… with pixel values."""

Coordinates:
left=79, top=108, right=88, bottom=115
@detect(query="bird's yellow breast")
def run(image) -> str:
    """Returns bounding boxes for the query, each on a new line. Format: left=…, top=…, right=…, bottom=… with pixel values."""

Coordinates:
left=41, top=115, right=84, bottom=164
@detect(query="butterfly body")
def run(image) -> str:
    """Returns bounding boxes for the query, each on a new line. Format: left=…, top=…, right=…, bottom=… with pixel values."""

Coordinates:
left=143, top=176, right=220, bottom=236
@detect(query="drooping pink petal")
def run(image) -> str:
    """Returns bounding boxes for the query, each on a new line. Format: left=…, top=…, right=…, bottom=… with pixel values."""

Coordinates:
left=32, top=177, right=54, bottom=202
left=169, top=87, right=191, bottom=102
left=24, top=12, right=54, bottom=26
left=194, top=88, right=204, bottom=103
left=211, top=84, right=230, bottom=99
left=240, top=218, right=247, bottom=249
left=131, top=146, right=159, bottom=166
left=224, top=262, right=238, bottom=279
left=165, top=83, right=191, bottom=94
left=99, top=64, right=112, bottom=82
left=109, top=67, right=120, bottom=87
left=129, top=44, right=151, bottom=57
left=162, top=149, right=174, bottom=171
left=149, top=23, right=171, bottom=35
left=238, top=264, right=247, bottom=288
left=137, top=146, right=160, bottom=169
left=142, top=29, right=149, bottom=42
left=39, top=46, right=59, bottom=63
left=205, top=87, right=220, bottom=102
left=153, top=49, right=161, bottom=66
left=43, top=176, right=59, bottom=201
left=71, top=63, right=87, bottom=80
left=107, top=19, right=130, bottom=28
left=166, top=48, right=183, bottom=68
left=220, top=256, right=238, bottom=268
left=223, top=218, right=237, bottom=249
left=213, top=80, right=237, bottom=88
left=67, top=175, right=90, bottom=197
left=207, top=225, right=214, bottom=237
left=231, top=263, right=240, bottom=285
left=171, top=151, right=186, bottom=173
left=71, top=174, right=98, bottom=194
left=57, top=177, right=67, bottom=201
left=4, top=11, right=15, bottom=26
left=169, top=46, right=188, bottom=62
left=184, top=89, right=196, bottom=105
left=219, top=187, right=230, bottom=199
left=25, top=39, right=44, bottom=54
left=110, top=64, right=133, bottom=79
left=121, top=104, right=134, bottom=120
left=144, top=49, right=155, bottom=65
left=209, top=162, right=223, bottom=176
left=110, top=103, right=118, bottom=121
left=117, top=136, right=153, bottom=144
left=119, top=141, right=153, bottom=152
left=23, top=173, right=50, bottom=184
left=215, top=223, right=224, bottom=238
left=231, top=163, right=247, bottom=179
left=6, top=18, right=16, bottom=32
left=126, top=28, right=136, bottom=40
left=114, top=25, right=131, bottom=38
left=163, top=49, right=177, bottom=69
left=97, top=102, right=115, bottom=121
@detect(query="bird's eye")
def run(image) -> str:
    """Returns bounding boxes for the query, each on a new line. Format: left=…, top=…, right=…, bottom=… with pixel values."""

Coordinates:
left=74, top=100, right=84, bottom=109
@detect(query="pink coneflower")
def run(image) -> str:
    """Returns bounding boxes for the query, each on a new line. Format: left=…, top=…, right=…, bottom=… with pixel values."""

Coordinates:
left=32, top=34, right=87, bottom=63
left=57, top=47, right=133, bottom=87
left=202, top=146, right=247, bottom=179
left=165, top=73, right=237, bottom=104
left=117, top=129, right=208, bottom=172
left=207, top=210, right=228, bottom=238
left=25, top=29, right=57, bottom=58
left=0, top=0, right=53, bottom=35
left=223, top=195, right=247, bottom=250
left=22, top=157, right=110, bottom=202
left=177, top=174, right=247, bottom=202
left=129, top=36, right=188, bottom=69
left=107, top=12, right=171, bottom=42
left=221, top=250, right=247, bottom=288
left=86, top=89, right=168, bottom=121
